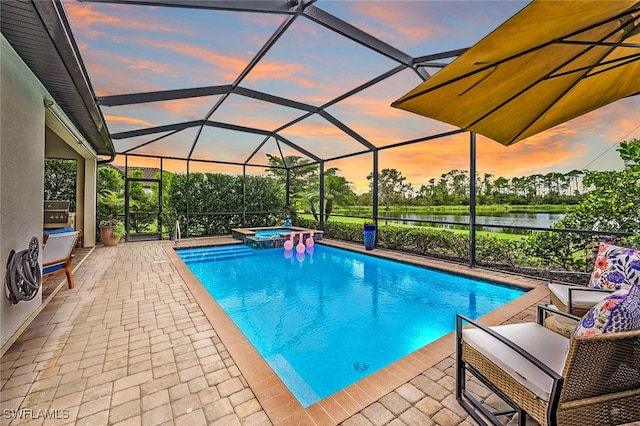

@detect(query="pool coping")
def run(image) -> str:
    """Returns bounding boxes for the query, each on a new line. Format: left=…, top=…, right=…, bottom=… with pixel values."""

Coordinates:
left=230, top=226, right=325, bottom=250
left=231, top=226, right=324, bottom=238
left=166, top=239, right=549, bottom=424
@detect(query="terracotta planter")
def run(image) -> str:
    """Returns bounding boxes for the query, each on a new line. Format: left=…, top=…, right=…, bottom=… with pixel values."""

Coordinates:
left=100, top=226, right=120, bottom=246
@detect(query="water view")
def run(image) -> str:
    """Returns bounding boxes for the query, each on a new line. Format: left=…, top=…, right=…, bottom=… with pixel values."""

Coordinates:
left=380, top=211, right=565, bottom=229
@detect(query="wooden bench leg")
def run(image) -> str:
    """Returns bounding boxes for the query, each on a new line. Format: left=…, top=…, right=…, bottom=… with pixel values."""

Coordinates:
left=65, top=262, right=74, bottom=289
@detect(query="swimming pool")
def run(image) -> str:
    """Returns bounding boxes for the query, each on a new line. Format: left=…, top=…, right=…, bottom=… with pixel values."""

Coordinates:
left=178, top=244, right=525, bottom=407
left=254, top=228, right=294, bottom=239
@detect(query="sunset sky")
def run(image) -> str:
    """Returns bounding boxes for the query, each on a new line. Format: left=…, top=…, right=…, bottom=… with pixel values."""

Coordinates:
left=64, top=0, right=640, bottom=193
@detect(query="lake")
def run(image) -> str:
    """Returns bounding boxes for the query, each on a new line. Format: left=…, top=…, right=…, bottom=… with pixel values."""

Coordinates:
left=378, top=211, right=564, bottom=229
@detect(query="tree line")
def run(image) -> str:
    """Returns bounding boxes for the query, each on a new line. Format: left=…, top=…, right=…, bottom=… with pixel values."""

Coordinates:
left=356, top=168, right=588, bottom=208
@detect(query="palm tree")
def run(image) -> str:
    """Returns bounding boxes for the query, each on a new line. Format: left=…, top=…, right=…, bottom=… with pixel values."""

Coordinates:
left=301, top=168, right=356, bottom=221
left=481, top=173, right=494, bottom=196
left=566, top=169, right=584, bottom=195
left=323, top=171, right=356, bottom=220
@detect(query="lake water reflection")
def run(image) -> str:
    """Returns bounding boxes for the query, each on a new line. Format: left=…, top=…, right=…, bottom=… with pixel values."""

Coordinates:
left=379, top=212, right=565, bottom=229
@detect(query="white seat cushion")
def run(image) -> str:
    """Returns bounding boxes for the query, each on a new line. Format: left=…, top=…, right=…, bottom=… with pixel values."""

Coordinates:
left=42, top=231, right=79, bottom=264
left=462, top=322, right=569, bottom=400
left=548, top=283, right=610, bottom=310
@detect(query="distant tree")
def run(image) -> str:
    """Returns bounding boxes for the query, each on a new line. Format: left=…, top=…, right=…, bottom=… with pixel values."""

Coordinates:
left=450, top=169, right=469, bottom=204
left=367, top=168, right=413, bottom=208
left=127, top=169, right=154, bottom=233
left=566, top=169, right=585, bottom=195
left=527, top=139, right=640, bottom=270
left=356, top=192, right=372, bottom=206
left=493, top=176, right=509, bottom=195
left=265, top=154, right=317, bottom=211
left=96, top=166, right=125, bottom=227
left=97, top=166, right=124, bottom=195
left=152, top=171, right=175, bottom=233
left=481, top=173, right=494, bottom=196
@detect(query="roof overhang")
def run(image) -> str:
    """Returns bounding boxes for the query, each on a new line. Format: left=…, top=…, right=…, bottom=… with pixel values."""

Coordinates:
left=1, top=0, right=115, bottom=158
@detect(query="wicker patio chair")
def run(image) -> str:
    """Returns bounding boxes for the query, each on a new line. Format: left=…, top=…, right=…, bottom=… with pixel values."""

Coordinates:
left=548, top=239, right=640, bottom=316
left=548, top=282, right=611, bottom=317
left=456, top=305, right=640, bottom=426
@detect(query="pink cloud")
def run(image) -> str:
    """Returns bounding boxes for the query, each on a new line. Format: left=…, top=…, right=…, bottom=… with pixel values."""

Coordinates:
left=104, top=115, right=154, bottom=127
left=79, top=49, right=181, bottom=95
left=141, top=39, right=315, bottom=88
left=283, top=121, right=349, bottom=142
left=63, top=1, right=192, bottom=38
left=349, top=2, right=445, bottom=46
left=572, top=98, right=640, bottom=142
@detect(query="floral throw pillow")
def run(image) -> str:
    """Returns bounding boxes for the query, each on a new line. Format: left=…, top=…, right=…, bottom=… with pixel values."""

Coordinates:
left=588, top=242, right=640, bottom=290
left=573, top=284, right=640, bottom=337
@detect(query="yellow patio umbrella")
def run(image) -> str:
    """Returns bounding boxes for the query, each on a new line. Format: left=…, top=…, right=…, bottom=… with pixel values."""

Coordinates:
left=392, top=0, right=640, bottom=146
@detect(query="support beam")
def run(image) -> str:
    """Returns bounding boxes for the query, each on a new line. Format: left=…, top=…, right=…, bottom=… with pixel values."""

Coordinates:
left=186, top=160, right=190, bottom=238
left=319, top=161, right=325, bottom=230
left=274, top=134, right=322, bottom=163
left=234, top=87, right=317, bottom=112
left=111, top=120, right=202, bottom=139
left=244, top=136, right=272, bottom=164
left=80, top=0, right=300, bottom=14
left=379, top=129, right=467, bottom=151
left=286, top=169, right=291, bottom=214
left=242, top=165, right=246, bottom=226
left=159, top=158, right=164, bottom=238
left=203, top=120, right=272, bottom=136
left=319, top=111, right=376, bottom=151
left=98, top=86, right=232, bottom=106
left=122, top=128, right=184, bottom=154
left=372, top=150, right=379, bottom=246
left=413, top=48, right=469, bottom=64
left=303, top=5, right=412, bottom=66
left=321, top=65, right=406, bottom=109
left=124, top=156, right=130, bottom=241
left=469, top=132, right=477, bottom=267
left=192, top=13, right=299, bottom=159
left=122, top=152, right=277, bottom=169
left=201, top=13, right=298, bottom=123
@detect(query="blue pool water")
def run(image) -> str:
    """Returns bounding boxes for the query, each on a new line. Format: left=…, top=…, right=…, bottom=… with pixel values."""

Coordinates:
left=178, top=244, right=525, bottom=407
left=253, top=228, right=294, bottom=239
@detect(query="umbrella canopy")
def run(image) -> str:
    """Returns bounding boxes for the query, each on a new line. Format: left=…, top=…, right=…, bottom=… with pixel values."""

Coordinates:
left=392, top=0, right=640, bottom=146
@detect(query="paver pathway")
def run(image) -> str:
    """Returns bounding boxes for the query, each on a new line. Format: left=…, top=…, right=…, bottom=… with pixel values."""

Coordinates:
left=1, top=238, right=560, bottom=425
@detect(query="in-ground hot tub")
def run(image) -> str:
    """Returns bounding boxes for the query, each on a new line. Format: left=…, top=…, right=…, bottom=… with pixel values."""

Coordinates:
left=231, top=226, right=323, bottom=249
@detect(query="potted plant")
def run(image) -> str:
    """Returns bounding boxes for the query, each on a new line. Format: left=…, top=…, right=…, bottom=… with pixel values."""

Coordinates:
left=162, top=208, right=179, bottom=241
left=100, top=220, right=125, bottom=246
left=364, top=221, right=376, bottom=250
left=97, top=189, right=125, bottom=246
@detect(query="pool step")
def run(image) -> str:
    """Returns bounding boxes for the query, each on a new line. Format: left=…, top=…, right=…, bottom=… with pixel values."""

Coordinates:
left=179, top=245, right=254, bottom=258
left=178, top=245, right=255, bottom=263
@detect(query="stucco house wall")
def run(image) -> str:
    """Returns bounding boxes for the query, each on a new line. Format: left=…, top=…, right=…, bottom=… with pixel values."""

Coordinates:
left=1, top=35, right=98, bottom=351
left=1, top=35, right=47, bottom=349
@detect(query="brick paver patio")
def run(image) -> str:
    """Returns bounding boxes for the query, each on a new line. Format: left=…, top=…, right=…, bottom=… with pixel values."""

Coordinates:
left=1, top=238, right=553, bottom=425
